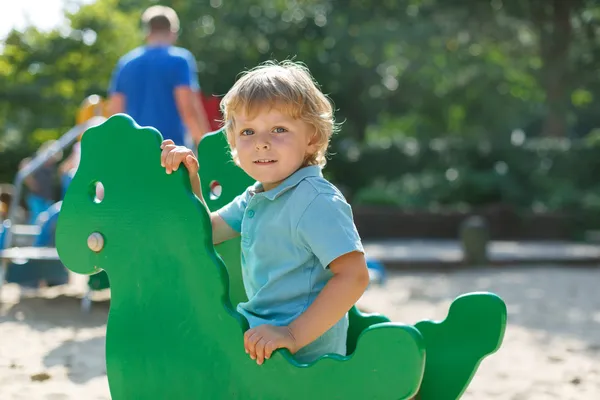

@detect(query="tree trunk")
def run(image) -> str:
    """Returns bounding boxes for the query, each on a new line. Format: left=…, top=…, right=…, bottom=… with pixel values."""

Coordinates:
left=534, top=0, right=574, bottom=137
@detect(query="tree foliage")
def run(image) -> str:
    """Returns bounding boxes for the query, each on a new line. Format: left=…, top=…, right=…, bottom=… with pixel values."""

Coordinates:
left=2, top=0, right=600, bottom=177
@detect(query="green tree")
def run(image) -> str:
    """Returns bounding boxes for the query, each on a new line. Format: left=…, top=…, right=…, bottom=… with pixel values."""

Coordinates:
left=0, top=0, right=140, bottom=150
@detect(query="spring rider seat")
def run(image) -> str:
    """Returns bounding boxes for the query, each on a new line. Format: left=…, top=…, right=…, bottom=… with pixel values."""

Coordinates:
left=56, top=114, right=507, bottom=400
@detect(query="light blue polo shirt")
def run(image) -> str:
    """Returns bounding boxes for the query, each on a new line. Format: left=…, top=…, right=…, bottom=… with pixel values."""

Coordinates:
left=217, top=165, right=364, bottom=363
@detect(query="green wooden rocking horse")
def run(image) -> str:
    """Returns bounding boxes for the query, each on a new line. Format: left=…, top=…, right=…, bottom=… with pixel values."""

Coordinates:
left=56, top=114, right=507, bottom=400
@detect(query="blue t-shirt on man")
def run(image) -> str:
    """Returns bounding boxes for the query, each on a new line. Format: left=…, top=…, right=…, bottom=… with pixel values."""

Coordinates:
left=109, top=45, right=199, bottom=145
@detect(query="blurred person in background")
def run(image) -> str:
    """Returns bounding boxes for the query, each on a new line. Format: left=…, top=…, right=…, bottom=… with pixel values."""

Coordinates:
left=107, top=5, right=212, bottom=147
left=19, top=141, right=61, bottom=224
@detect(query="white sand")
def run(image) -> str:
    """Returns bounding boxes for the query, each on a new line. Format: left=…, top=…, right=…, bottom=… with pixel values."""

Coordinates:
left=1, top=267, right=599, bottom=399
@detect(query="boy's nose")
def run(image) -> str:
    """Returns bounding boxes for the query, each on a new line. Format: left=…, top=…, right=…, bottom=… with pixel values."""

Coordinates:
left=255, top=138, right=270, bottom=150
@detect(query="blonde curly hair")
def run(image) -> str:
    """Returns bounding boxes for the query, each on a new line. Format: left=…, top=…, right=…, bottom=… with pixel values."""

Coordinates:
left=220, top=60, right=338, bottom=167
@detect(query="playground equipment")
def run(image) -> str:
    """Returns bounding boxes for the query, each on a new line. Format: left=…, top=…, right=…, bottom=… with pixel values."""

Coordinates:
left=199, top=93, right=223, bottom=131
left=0, top=95, right=108, bottom=302
left=4, top=202, right=68, bottom=287
left=55, top=114, right=507, bottom=400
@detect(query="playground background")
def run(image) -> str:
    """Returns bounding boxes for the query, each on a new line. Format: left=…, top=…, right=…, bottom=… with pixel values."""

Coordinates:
left=2, top=0, right=600, bottom=399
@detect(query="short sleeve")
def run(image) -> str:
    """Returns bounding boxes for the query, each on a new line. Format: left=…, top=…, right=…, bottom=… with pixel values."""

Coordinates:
left=297, top=194, right=364, bottom=269
left=172, top=51, right=200, bottom=90
left=216, top=190, right=250, bottom=233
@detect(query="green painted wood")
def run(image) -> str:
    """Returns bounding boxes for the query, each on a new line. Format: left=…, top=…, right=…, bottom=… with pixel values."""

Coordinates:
left=56, top=114, right=427, bottom=400
left=197, top=129, right=254, bottom=306
left=415, top=292, right=507, bottom=400
left=88, top=270, right=110, bottom=291
left=346, top=306, right=392, bottom=355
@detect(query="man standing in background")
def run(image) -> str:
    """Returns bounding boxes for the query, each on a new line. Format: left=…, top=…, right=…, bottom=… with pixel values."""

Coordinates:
left=107, top=5, right=212, bottom=146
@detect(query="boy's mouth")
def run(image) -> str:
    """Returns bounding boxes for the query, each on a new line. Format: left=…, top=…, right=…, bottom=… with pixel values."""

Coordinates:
left=254, top=159, right=277, bottom=164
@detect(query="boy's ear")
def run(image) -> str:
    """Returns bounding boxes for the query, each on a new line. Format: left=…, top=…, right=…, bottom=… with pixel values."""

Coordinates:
left=307, top=134, right=319, bottom=155
left=307, top=129, right=320, bottom=146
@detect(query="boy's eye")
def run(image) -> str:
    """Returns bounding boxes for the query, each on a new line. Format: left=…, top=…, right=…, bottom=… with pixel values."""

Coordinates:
left=240, top=129, right=254, bottom=136
left=273, top=127, right=287, bottom=133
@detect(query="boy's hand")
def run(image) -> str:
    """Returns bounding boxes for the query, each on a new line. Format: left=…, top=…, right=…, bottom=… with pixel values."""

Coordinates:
left=244, top=325, right=298, bottom=365
left=160, top=140, right=198, bottom=177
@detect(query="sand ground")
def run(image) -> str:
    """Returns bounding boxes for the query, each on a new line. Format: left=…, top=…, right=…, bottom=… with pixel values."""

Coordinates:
left=1, top=266, right=599, bottom=399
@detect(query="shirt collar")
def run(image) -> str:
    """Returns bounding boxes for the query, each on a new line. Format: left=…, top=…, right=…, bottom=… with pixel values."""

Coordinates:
left=250, top=165, right=322, bottom=201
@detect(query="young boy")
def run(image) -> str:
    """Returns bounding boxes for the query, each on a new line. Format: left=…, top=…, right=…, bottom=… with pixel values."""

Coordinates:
left=160, top=61, right=370, bottom=365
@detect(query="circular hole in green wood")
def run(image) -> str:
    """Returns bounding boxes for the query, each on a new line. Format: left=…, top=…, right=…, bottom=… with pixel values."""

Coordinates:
left=89, top=181, right=104, bottom=203
left=209, top=180, right=222, bottom=201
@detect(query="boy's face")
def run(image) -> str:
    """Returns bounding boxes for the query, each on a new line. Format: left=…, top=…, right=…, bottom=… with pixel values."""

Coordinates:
left=232, top=106, right=317, bottom=191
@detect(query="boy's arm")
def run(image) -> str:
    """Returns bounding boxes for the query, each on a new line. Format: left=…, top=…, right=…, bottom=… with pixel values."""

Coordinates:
left=211, top=214, right=240, bottom=245
left=161, top=142, right=239, bottom=245
left=188, top=172, right=239, bottom=245
left=288, top=251, right=369, bottom=350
